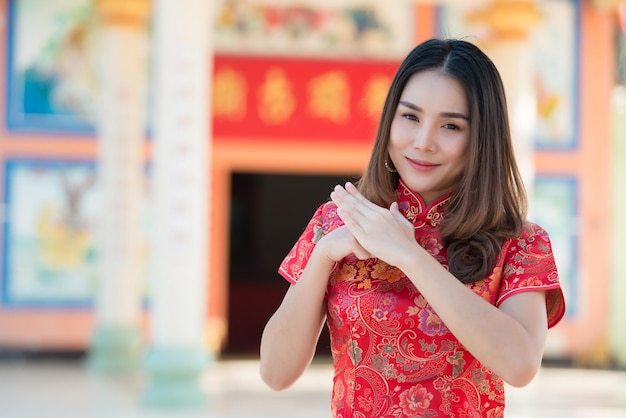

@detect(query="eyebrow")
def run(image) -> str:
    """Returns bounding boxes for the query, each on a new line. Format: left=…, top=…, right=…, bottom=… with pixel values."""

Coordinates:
left=398, top=100, right=470, bottom=121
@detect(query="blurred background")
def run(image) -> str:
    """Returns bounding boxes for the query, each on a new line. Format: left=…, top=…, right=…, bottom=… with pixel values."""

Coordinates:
left=0, top=0, right=625, bottom=416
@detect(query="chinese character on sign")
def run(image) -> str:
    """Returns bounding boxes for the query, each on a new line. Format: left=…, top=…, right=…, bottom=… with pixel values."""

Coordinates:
left=361, top=74, right=391, bottom=117
left=257, top=67, right=295, bottom=125
left=213, top=67, right=247, bottom=121
left=307, top=71, right=350, bottom=124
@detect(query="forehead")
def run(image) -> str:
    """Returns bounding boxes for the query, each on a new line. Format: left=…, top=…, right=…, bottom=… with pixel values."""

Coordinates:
left=399, top=70, right=468, bottom=113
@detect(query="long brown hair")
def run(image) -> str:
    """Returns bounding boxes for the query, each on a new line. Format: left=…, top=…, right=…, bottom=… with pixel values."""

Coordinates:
left=357, top=38, right=527, bottom=284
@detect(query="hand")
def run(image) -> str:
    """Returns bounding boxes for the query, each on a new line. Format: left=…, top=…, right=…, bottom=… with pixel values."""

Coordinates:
left=316, top=225, right=372, bottom=262
left=330, top=182, right=417, bottom=268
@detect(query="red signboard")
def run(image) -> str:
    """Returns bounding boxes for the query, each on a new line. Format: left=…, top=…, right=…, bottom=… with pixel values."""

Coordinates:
left=212, top=54, right=400, bottom=144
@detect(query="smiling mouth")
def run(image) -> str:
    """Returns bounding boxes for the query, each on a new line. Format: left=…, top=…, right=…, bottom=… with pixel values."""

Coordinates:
left=406, top=157, right=438, bottom=170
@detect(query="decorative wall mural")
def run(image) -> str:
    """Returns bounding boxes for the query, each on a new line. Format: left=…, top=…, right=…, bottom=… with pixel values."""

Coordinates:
left=214, top=0, right=415, bottom=57
left=6, top=0, right=98, bottom=133
left=2, top=160, right=98, bottom=306
left=532, top=175, right=578, bottom=317
left=530, top=0, right=578, bottom=150
left=6, top=0, right=414, bottom=134
left=1, top=159, right=151, bottom=307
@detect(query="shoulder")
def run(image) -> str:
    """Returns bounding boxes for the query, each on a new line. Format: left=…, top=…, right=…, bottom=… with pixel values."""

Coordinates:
left=498, top=222, right=565, bottom=327
left=501, top=221, right=558, bottom=281
left=278, top=201, right=340, bottom=283
left=318, top=201, right=344, bottom=233
left=520, top=221, right=551, bottom=240
left=295, top=201, right=344, bottom=246
left=500, top=221, right=558, bottom=283
left=503, top=221, right=554, bottom=254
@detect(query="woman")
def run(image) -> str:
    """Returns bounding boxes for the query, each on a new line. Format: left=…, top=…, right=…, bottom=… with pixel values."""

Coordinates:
left=259, top=38, right=565, bottom=417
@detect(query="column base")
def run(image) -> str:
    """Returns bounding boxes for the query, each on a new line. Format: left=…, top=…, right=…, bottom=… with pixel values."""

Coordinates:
left=85, top=325, right=143, bottom=373
left=142, top=347, right=212, bottom=407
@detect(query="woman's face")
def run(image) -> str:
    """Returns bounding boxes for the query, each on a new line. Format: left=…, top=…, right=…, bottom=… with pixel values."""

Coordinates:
left=388, top=70, right=470, bottom=205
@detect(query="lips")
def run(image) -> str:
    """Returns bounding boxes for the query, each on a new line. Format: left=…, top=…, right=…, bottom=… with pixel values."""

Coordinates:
left=406, top=157, right=439, bottom=171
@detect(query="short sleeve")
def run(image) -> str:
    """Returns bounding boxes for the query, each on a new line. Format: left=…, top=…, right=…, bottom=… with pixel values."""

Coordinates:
left=497, top=222, right=566, bottom=328
left=278, top=202, right=343, bottom=284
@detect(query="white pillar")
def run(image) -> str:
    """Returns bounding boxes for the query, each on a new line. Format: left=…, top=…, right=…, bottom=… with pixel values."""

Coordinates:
left=87, top=0, right=150, bottom=373
left=608, top=0, right=626, bottom=370
left=142, top=0, right=215, bottom=407
left=609, top=85, right=626, bottom=367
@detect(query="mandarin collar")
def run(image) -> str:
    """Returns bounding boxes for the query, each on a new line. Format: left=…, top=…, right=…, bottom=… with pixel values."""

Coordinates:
left=396, top=179, right=453, bottom=227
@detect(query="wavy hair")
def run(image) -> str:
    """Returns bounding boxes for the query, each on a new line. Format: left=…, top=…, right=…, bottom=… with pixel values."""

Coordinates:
left=356, top=38, right=527, bottom=284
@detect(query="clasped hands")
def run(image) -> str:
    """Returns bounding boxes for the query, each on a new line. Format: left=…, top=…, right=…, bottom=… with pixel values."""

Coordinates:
left=327, top=182, right=417, bottom=268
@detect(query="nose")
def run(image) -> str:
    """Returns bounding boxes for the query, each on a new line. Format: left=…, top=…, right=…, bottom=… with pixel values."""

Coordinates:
left=412, top=123, right=436, bottom=151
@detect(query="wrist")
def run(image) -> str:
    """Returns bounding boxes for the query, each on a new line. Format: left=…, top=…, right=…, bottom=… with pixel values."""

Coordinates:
left=395, top=243, right=426, bottom=275
left=311, top=241, right=341, bottom=269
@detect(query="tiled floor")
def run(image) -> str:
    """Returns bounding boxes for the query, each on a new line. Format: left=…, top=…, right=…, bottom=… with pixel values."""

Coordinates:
left=1, top=357, right=625, bottom=418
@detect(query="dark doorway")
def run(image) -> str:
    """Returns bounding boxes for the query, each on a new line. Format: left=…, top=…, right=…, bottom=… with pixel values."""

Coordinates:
left=225, top=172, right=358, bottom=358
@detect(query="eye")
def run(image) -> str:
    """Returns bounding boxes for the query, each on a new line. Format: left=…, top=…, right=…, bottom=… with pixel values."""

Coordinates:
left=443, top=123, right=460, bottom=130
left=402, top=113, right=418, bottom=121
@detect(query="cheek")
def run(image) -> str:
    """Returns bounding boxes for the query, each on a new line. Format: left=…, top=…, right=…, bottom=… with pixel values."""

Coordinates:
left=451, top=136, right=470, bottom=161
left=388, top=129, right=406, bottom=163
left=389, top=120, right=412, bottom=149
left=451, top=145, right=469, bottom=174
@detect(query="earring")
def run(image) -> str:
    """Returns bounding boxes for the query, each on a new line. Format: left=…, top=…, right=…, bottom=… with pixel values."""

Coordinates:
left=384, top=159, right=397, bottom=173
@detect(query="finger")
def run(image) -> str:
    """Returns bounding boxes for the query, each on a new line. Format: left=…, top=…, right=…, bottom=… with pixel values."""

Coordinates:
left=351, top=241, right=372, bottom=260
left=342, top=184, right=389, bottom=224
left=390, top=201, right=414, bottom=230
left=332, top=185, right=366, bottom=217
left=344, top=181, right=358, bottom=193
left=332, top=183, right=363, bottom=207
left=352, top=248, right=371, bottom=260
left=344, top=182, right=375, bottom=207
left=336, top=206, right=360, bottom=230
left=390, top=201, right=403, bottom=219
left=330, top=184, right=352, bottom=203
left=330, top=185, right=350, bottom=209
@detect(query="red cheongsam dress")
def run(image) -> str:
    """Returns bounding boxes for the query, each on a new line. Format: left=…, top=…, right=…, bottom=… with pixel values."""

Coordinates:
left=279, top=180, right=566, bottom=418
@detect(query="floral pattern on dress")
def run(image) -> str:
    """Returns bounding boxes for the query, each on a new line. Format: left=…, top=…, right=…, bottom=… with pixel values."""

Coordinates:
left=279, top=180, right=566, bottom=417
